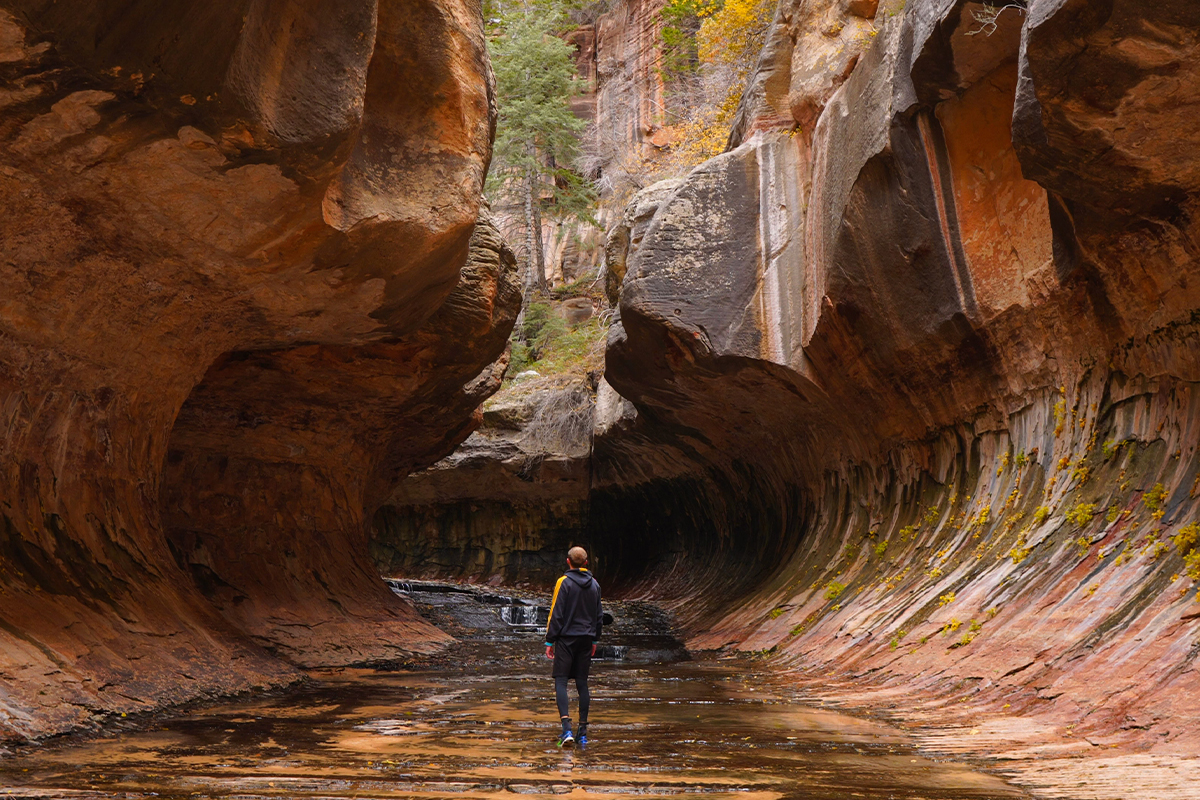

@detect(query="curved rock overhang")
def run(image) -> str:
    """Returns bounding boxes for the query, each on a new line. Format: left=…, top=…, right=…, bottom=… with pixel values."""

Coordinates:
left=593, top=0, right=1200, bottom=746
left=0, top=0, right=518, bottom=741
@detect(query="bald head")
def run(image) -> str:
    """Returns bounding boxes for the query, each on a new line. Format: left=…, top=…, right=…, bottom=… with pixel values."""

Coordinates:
left=567, top=546, right=588, bottom=568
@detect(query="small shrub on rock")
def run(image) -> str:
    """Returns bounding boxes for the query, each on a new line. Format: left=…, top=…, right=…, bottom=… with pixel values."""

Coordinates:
left=1174, top=522, right=1200, bottom=557
left=1065, top=503, right=1097, bottom=527
left=1144, top=483, right=1169, bottom=512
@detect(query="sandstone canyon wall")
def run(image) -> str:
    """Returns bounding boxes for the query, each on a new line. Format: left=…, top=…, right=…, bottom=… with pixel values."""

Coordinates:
left=604, top=0, right=1200, bottom=752
left=7, top=0, right=1200, bottom=760
left=371, top=375, right=597, bottom=586
left=491, top=0, right=668, bottom=288
left=380, top=0, right=1200, bottom=752
left=0, top=0, right=518, bottom=741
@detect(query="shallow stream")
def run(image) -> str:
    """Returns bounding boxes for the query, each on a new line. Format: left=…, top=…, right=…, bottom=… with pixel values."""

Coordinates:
left=0, top=584, right=1027, bottom=799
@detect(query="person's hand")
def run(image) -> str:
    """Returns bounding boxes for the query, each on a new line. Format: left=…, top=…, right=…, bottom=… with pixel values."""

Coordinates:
left=545, top=645, right=554, bottom=660
left=590, top=643, right=597, bottom=657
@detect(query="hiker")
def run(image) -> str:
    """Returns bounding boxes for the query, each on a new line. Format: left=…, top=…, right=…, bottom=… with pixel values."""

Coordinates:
left=544, top=546, right=602, bottom=749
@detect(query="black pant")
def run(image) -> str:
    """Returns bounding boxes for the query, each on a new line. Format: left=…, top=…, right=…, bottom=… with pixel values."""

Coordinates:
left=552, top=637, right=592, bottom=724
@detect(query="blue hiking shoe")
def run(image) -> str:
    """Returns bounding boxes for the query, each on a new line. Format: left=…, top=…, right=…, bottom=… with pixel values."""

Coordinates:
left=556, top=730, right=575, bottom=749
left=576, top=726, right=589, bottom=748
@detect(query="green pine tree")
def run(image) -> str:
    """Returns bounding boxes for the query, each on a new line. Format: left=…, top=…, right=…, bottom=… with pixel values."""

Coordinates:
left=485, top=1, right=596, bottom=300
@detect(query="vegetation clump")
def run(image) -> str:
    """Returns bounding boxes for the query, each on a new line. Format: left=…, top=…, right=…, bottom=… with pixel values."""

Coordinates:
left=1146, top=535, right=1170, bottom=560
left=507, top=301, right=607, bottom=381
left=657, top=0, right=776, bottom=165
left=1009, top=536, right=1032, bottom=564
left=1174, top=522, right=1200, bottom=557
left=1143, top=483, right=1169, bottom=512
left=965, top=1, right=1027, bottom=37
left=1066, top=503, right=1097, bottom=527
left=1186, top=551, right=1200, bottom=583
left=1102, top=438, right=1131, bottom=460
left=1070, top=464, right=1090, bottom=485
left=1172, top=523, right=1200, bottom=586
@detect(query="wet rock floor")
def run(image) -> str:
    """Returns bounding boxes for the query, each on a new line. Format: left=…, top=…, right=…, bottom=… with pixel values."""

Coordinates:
left=0, top=584, right=1027, bottom=799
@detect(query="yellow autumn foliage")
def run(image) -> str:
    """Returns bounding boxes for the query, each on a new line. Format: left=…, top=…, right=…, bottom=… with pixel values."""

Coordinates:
left=671, top=84, right=743, bottom=164
left=654, top=0, right=777, bottom=171
left=697, top=0, right=776, bottom=66
left=661, top=0, right=774, bottom=165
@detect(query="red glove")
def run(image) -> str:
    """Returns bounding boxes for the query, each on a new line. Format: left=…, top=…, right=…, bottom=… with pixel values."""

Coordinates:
left=545, top=644, right=554, bottom=660
left=591, top=643, right=597, bottom=657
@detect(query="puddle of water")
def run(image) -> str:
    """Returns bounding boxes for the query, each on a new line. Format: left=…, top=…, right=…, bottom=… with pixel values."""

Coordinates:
left=0, top=587, right=1028, bottom=799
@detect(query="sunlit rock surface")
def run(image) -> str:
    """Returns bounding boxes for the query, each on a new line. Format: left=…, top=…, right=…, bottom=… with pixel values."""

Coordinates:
left=591, top=0, right=671, bottom=160
left=603, top=178, right=685, bottom=305
left=0, top=0, right=515, bottom=740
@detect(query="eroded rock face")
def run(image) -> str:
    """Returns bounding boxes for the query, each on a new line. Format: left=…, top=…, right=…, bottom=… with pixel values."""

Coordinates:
left=599, top=0, right=1200, bottom=751
left=603, top=178, right=685, bottom=305
left=0, top=0, right=513, bottom=740
left=592, top=0, right=669, bottom=165
left=161, top=217, right=520, bottom=667
left=372, top=376, right=598, bottom=586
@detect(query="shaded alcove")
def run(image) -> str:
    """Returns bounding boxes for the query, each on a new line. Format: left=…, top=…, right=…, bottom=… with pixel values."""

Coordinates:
left=159, top=216, right=521, bottom=667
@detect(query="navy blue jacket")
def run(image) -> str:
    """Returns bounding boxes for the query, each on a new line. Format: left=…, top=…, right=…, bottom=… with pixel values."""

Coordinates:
left=545, top=568, right=602, bottom=644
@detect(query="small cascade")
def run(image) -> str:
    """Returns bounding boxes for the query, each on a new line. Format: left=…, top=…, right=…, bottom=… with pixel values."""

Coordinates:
left=499, top=605, right=550, bottom=628
left=593, top=644, right=628, bottom=660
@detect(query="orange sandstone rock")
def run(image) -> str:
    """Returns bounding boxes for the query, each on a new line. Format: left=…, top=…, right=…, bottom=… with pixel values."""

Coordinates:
left=0, top=0, right=515, bottom=741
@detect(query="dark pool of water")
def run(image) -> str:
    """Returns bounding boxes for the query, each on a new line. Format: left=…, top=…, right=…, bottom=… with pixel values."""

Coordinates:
left=0, top=586, right=1028, bottom=799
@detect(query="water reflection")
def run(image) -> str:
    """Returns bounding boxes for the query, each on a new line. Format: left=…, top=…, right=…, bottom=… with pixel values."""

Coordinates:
left=0, top=587, right=1027, bottom=799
